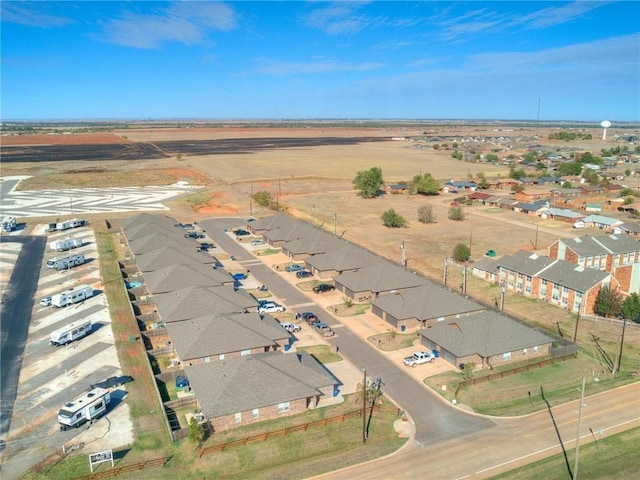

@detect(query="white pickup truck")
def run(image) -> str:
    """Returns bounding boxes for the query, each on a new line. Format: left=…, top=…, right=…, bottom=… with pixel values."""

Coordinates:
left=403, top=351, right=436, bottom=367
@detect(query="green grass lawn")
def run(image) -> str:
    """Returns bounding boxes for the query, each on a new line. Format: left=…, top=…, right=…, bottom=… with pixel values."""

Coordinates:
left=368, top=332, right=418, bottom=351
left=296, top=345, right=342, bottom=363
left=490, top=426, right=640, bottom=480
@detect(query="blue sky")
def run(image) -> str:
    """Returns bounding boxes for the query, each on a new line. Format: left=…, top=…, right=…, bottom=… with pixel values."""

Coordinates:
left=2, top=1, right=639, bottom=121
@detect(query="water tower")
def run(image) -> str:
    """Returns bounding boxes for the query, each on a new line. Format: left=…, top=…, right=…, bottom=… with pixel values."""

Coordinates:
left=600, top=120, right=611, bottom=140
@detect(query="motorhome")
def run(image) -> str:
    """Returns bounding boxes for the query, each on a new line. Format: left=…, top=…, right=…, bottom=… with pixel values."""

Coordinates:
left=46, top=253, right=85, bottom=270
left=57, top=387, right=111, bottom=430
left=50, top=319, right=92, bottom=346
left=51, top=284, right=93, bottom=307
left=49, top=237, right=84, bottom=252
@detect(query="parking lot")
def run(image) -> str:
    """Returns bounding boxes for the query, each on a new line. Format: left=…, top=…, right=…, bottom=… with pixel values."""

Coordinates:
left=1, top=224, right=133, bottom=480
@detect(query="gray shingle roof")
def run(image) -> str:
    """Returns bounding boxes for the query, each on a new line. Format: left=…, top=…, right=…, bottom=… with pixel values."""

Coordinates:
left=166, top=313, right=290, bottom=361
left=129, top=232, right=195, bottom=254
left=305, top=245, right=379, bottom=272
left=135, top=246, right=215, bottom=272
left=496, top=250, right=555, bottom=277
left=282, top=232, right=346, bottom=256
left=369, top=284, right=485, bottom=321
left=419, top=311, right=555, bottom=357
left=472, top=257, right=500, bottom=273
left=620, top=223, right=640, bottom=234
left=561, top=234, right=640, bottom=257
left=143, top=263, right=233, bottom=294
left=123, top=220, right=183, bottom=241
left=537, top=261, right=611, bottom=292
left=185, top=352, right=335, bottom=418
left=153, top=285, right=257, bottom=323
left=334, top=263, right=427, bottom=293
left=121, top=213, right=176, bottom=232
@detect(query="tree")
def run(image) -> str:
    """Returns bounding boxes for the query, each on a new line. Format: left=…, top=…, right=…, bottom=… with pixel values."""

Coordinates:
left=485, top=154, right=499, bottom=163
left=448, top=206, right=465, bottom=221
left=511, top=183, right=525, bottom=193
left=557, top=161, right=583, bottom=176
left=622, top=293, right=640, bottom=320
left=523, top=152, right=537, bottom=163
left=188, top=417, right=205, bottom=445
left=381, top=208, right=407, bottom=228
left=252, top=190, right=273, bottom=207
left=418, top=205, right=437, bottom=224
left=411, top=173, right=440, bottom=195
left=453, top=243, right=470, bottom=262
left=476, top=172, right=489, bottom=189
left=594, top=286, right=624, bottom=318
left=461, top=362, right=476, bottom=381
left=353, top=167, right=384, bottom=198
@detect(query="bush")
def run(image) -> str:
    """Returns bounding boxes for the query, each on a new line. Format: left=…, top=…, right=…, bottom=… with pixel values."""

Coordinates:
left=418, top=205, right=436, bottom=224
left=253, top=191, right=273, bottom=207
left=381, top=208, right=407, bottom=228
left=448, top=206, right=465, bottom=221
left=453, top=243, right=470, bottom=262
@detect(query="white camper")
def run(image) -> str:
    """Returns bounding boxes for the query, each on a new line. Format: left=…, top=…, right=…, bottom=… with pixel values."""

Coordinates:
left=57, top=387, right=111, bottom=431
left=49, top=237, right=84, bottom=252
left=50, top=319, right=92, bottom=346
left=51, top=284, right=93, bottom=308
left=56, top=218, right=87, bottom=231
left=46, top=253, right=85, bottom=270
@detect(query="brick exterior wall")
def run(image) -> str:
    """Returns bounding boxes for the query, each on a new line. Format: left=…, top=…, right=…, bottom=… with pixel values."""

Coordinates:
left=207, top=397, right=310, bottom=433
left=612, top=264, right=633, bottom=294
left=456, top=343, right=550, bottom=370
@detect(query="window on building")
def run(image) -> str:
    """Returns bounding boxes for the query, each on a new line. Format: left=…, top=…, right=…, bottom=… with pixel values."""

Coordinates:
left=533, top=346, right=538, bottom=354
left=522, top=348, right=528, bottom=356
left=218, top=354, right=225, bottom=360
left=252, top=409, right=259, bottom=419
left=502, top=352, right=512, bottom=361
left=277, top=402, right=290, bottom=413
left=241, top=350, right=251, bottom=356
left=234, top=412, right=241, bottom=423
left=203, top=356, right=210, bottom=363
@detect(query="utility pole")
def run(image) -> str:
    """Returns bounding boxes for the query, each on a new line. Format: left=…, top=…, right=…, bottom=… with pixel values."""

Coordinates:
left=573, top=301, right=582, bottom=343
left=400, top=241, right=406, bottom=267
left=443, top=258, right=448, bottom=286
left=615, top=318, right=628, bottom=374
left=462, top=265, right=467, bottom=295
left=333, top=212, right=337, bottom=236
left=469, top=232, right=472, bottom=258
left=312, top=204, right=315, bottom=225
left=362, top=369, right=367, bottom=444
left=573, top=376, right=586, bottom=480
left=278, top=178, right=281, bottom=197
left=500, top=284, right=506, bottom=311
left=250, top=181, right=254, bottom=216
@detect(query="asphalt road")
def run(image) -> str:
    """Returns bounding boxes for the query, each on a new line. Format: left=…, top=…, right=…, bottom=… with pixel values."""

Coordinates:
left=0, top=236, right=46, bottom=439
left=201, top=217, right=496, bottom=446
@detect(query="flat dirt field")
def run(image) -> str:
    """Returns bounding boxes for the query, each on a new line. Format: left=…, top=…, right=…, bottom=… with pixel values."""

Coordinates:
left=3, top=125, right=635, bottom=306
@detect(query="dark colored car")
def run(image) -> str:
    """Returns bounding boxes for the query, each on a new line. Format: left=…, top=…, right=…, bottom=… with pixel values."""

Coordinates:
left=313, top=283, right=335, bottom=294
left=176, top=223, right=194, bottom=229
left=233, top=229, right=250, bottom=236
left=185, top=231, right=205, bottom=239
left=300, top=312, right=319, bottom=325
left=296, top=270, right=313, bottom=278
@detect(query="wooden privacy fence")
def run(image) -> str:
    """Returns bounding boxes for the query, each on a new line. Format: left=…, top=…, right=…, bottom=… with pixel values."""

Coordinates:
left=455, top=352, right=578, bottom=397
left=71, top=457, right=167, bottom=480
left=198, top=405, right=382, bottom=458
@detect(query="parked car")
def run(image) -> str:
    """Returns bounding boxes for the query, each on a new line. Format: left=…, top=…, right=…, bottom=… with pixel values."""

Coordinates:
left=232, top=272, right=248, bottom=281
left=296, top=270, right=313, bottom=278
left=279, top=322, right=301, bottom=333
left=300, top=312, right=319, bottom=325
left=314, top=322, right=335, bottom=337
left=233, top=229, right=250, bottom=236
left=198, top=242, right=215, bottom=250
left=258, top=302, right=285, bottom=314
left=313, top=283, right=335, bottom=294
left=185, top=231, right=205, bottom=239
left=285, top=264, right=305, bottom=272
left=40, top=296, right=52, bottom=307
left=251, top=239, right=265, bottom=246
left=176, top=223, right=194, bottom=230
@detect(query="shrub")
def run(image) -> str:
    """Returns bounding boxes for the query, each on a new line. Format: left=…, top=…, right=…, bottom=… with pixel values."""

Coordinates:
left=418, top=205, right=437, bottom=224
left=448, top=206, right=465, bottom=221
left=453, top=243, right=470, bottom=262
left=381, top=208, right=407, bottom=228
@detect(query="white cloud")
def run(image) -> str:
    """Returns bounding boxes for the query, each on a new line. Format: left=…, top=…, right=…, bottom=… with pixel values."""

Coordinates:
left=1, top=2, right=73, bottom=28
left=100, top=1, right=237, bottom=49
